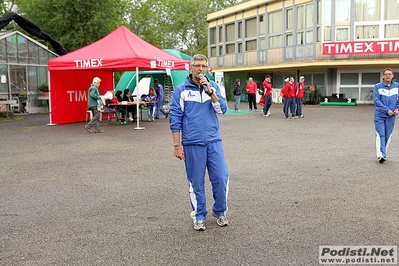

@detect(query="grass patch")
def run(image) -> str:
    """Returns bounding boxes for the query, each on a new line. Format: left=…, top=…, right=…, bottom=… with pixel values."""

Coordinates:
left=21, top=126, right=39, bottom=130
left=0, top=130, right=13, bottom=134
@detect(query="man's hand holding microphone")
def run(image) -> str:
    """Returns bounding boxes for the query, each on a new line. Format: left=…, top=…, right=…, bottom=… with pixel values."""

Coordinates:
left=198, top=73, right=218, bottom=102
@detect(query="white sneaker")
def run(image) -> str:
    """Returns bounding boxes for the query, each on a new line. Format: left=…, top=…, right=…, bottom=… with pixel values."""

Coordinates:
left=193, top=220, right=206, bottom=231
left=212, top=212, right=228, bottom=227
left=128, top=117, right=134, bottom=121
left=266, top=114, right=270, bottom=117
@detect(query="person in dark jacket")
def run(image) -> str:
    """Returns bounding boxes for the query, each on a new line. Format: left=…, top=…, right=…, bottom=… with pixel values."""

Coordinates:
left=84, top=77, right=103, bottom=133
left=123, top=89, right=136, bottom=121
left=233, top=79, right=241, bottom=112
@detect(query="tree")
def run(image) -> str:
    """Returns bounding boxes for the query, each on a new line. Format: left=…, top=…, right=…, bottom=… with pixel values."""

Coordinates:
left=15, top=0, right=129, bottom=53
left=0, top=1, right=17, bottom=15
left=127, top=0, right=247, bottom=55
left=12, top=0, right=247, bottom=55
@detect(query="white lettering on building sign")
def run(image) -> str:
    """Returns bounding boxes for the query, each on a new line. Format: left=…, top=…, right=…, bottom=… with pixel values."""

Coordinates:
left=73, top=59, right=103, bottom=68
left=323, top=40, right=399, bottom=55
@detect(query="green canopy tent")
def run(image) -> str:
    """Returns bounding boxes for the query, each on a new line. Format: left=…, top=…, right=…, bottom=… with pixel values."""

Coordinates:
left=115, top=50, right=214, bottom=105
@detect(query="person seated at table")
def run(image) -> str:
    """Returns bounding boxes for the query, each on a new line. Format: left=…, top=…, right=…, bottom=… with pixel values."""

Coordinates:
left=145, top=87, right=157, bottom=121
left=101, top=90, right=117, bottom=121
left=115, top=90, right=126, bottom=124
left=123, top=88, right=136, bottom=122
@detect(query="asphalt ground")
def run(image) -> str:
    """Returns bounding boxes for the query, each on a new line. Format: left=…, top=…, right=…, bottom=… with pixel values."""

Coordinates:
left=1, top=102, right=398, bottom=266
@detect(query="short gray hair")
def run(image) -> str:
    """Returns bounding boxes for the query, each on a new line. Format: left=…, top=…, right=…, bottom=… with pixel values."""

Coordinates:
left=92, top=77, right=101, bottom=84
left=191, top=54, right=208, bottom=66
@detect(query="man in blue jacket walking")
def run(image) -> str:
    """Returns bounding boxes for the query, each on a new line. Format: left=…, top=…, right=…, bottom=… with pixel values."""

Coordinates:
left=169, top=54, right=229, bottom=231
left=374, top=68, right=399, bottom=163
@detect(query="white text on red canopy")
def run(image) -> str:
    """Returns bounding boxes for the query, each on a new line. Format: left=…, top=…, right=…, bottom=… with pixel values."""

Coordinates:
left=74, top=59, right=103, bottom=68
left=72, top=58, right=176, bottom=68
left=323, top=40, right=399, bottom=55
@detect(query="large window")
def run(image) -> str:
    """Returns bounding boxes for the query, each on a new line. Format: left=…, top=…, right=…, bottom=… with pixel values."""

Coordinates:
left=356, top=25, right=379, bottom=39
left=385, top=24, right=399, bottom=38
left=28, top=40, right=39, bottom=64
left=286, top=34, right=293, bottom=46
left=286, top=9, right=293, bottom=30
left=17, top=35, right=28, bottom=64
left=245, top=17, right=257, bottom=37
left=269, top=11, right=283, bottom=48
left=336, top=27, right=349, bottom=41
left=226, top=43, right=235, bottom=54
left=270, top=35, right=283, bottom=48
left=296, top=3, right=314, bottom=44
left=385, top=0, right=399, bottom=20
left=210, top=28, right=216, bottom=45
left=259, top=38, right=266, bottom=50
left=355, top=0, right=380, bottom=21
left=341, top=73, right=358, bottom=85
left=336, top=0, right=350, bottom=23
left=245, top=40, right=257, bottom=51
left=354, top=0, right=399, bottom=39
left=6, top=35, right=17, bottom=63
left=225, top=23, right=235, bottom=42
left=211, top=47, right=216, bottom=57
left=269, top=11, right=283, bottom=33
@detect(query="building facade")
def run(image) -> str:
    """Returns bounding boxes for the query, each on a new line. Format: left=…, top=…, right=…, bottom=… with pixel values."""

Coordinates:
left=0, top=30, right=57, bottom=113
left=207, top=0, right=399, bottom=103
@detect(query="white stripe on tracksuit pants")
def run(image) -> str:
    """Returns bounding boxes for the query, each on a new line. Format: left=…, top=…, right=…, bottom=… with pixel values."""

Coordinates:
left=184, top=142, right=229, bottom=222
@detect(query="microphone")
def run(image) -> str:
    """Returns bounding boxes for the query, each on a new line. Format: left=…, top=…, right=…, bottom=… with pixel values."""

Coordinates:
left=198, top=73, right=208, bottom=93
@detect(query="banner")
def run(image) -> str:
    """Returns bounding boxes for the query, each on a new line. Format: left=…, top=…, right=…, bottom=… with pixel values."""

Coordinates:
left=323, top=40, right=399, bottom=55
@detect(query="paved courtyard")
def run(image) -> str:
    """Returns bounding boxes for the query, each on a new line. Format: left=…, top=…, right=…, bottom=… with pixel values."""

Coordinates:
left=1, top=103, right=398, bottom=265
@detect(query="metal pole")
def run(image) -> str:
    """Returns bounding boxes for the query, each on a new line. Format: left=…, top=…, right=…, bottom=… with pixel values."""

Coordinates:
left=134, top=67, right=144, bottom=130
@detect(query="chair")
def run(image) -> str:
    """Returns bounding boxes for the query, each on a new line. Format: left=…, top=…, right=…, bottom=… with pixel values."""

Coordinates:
left=86, top=108, right=115, bottom=125
left=86, top=110, right=93, bottom=122
left=85, top=109, right=104, bottom=122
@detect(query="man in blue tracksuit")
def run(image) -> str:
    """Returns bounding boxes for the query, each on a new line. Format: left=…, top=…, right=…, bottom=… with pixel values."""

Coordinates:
left=373, top=67, right=399, bottom=163
left=170, top=54, right=229, bottom=231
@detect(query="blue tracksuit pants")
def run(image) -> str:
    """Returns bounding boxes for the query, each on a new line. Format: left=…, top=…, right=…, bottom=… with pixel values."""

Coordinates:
left=374, top=113, right=396, bottom=158
left=183, top=141, right=229, bottom=221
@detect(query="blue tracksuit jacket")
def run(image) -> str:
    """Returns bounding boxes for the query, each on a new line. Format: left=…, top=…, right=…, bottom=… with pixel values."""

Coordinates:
left=169, top=76, right=227, bottom=145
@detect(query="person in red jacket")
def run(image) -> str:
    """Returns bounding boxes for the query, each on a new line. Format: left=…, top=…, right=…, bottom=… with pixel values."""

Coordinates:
left=295, top=76, right=305, bottom=118
left=245, top=77, right=258, bottom=111
left=283, top=77, right=297, bottom=119
left=280, top=78, right=289, bottom=116
left=262, top=75, right=273, bottom=116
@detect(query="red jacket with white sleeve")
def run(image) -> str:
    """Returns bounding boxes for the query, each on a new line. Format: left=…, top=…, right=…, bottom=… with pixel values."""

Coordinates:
left=262, top=81, right=272, bottom=96
left=295, top=82, right=305, bottom=98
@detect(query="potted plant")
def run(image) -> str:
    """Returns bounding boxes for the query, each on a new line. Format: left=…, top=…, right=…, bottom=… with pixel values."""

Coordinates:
left=38, top=84, right=49, bottom=97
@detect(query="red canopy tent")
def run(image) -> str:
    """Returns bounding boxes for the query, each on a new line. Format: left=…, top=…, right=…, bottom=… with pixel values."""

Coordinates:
left=48, top=26, right=190, bottom=125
